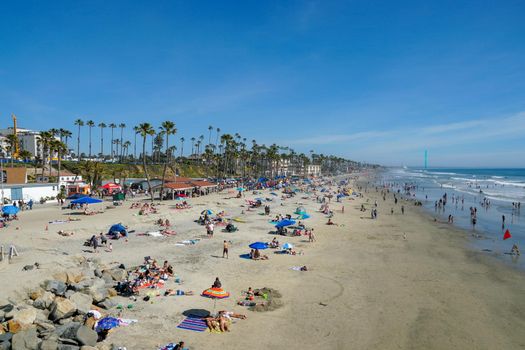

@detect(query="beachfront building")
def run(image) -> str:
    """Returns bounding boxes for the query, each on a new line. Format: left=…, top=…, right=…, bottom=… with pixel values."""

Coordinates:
left=0, top=127, right=60, bottom=159
left=1, top=183, right=59, bottom=203
left=305, top=164, right=321, bottom=177
left=150, top=178, right=218, bottom=199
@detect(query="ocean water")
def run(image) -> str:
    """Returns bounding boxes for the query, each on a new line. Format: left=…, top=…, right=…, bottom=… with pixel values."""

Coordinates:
left=379, top=167, right=524, bottom=269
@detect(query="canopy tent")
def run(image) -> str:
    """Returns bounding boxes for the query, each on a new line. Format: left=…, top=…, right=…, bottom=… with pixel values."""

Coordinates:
left=2, top=205, right=19, bottom=215
left=101, top=183, right=121, bottom=190
left=71, top=197, right=103, bottom=205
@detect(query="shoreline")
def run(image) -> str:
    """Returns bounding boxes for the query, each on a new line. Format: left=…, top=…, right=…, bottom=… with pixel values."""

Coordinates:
left=1, top=174, right=525, bottom=349
left=370, top=168, right=525, bottom=272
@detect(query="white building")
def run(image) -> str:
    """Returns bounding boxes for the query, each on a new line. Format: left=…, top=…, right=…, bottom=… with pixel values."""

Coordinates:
left=1, top=183, right=59, bottom=203
left=0, top=127, right=59, bottom=159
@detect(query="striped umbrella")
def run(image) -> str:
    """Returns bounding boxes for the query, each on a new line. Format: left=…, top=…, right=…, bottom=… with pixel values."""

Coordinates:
left=202, top=287, right=230, bottom=299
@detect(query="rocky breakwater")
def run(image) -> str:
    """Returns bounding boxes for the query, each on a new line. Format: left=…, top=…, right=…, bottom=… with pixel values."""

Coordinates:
left=0, top=258, right=128, bottom=350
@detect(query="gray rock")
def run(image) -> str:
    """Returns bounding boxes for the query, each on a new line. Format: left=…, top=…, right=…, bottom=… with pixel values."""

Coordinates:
left=64, top=291, right=75, bottom=299
left=88, top=289, right=108, bottom=304
left=108, top=269, right=126, bottom=282
left=69, top=293, right=93, bottom=315
left=80, top=347, right=97, bottom=350
left=33, top=292, right=55, bottom=310
left=55, top=322, right=81, bottom=340
left=0, top=309, right=5, bottom=321
left=0, top=304, right=14, bottom=312
left=12, top=308, right=37, bottom=326
left=0, top=340, right=10, bottom=350
left=93, top=269, right=102, bottom=278
left=0, top=332, right=14, bottom=342
left=100, top=273, right=113, bottom=285
left=44, top=281, right=67, bottom=297
left=49, top=298, right=77, bottom=321
left=11, top=328, right=39, bottom=350
left=35, top=321, right=56, bottom=333
left=96, top=299, right=115, bottom=310
left=75, top=326, right=97, bottom=347
left=39, top=339, right=59, bottom=350
left=57, top=345, right=80, bottom=350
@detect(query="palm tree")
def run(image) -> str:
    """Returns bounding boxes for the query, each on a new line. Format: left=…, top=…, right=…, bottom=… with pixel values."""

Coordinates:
left=133, top=126, right=139, bottom=161
left=74, top=119, right=84, bottom=160
left=198, top=135, right=204, bottom=155
left=50, top=139, right=67, bottom=192
left=86, top=120, right=95, bottom=158
left=215, top=128, right=221, bottom=150
left=98, top=123, right=107, bottom=159
left=190, top=137, right=196, bottom=156
left=38, top=131, right=53, bottom=179
left=109, top=123, right=117, bottom=159
left=123, top=141, right=131, bottom=160
left=208, top=125, right=213, bottom=145
left=61, top=129, right=72, bottom=156
left=119, top=123, right=126, bottom=161
left=180, top=137, right=185, bottom=157
left=159, top=121, right=177, bottom=201
left=136, top=123, right=156, bottom=201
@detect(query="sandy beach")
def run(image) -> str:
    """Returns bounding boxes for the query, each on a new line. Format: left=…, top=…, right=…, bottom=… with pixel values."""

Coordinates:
left=1, top=174, right=525, bottom=350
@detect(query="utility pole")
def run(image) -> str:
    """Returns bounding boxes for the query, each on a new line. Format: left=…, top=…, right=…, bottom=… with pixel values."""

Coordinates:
left=424, top=150, right=428, bottom=169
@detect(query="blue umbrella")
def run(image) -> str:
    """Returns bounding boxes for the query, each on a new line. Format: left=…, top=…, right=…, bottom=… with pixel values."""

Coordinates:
left=66, top=193, right=88, bottom=200
left=95, top=317, right=120, bottom=332
left=108, top=223, right=126, bottom=234
left=201, top=209, right=214, bottom=215
left=249, top=242, right=268, bottom=250
left=275, top=219, right=296, bottom=228
left=2, top=205, right=19, bottom=215
left=282, top=243, right=293, bottom=250
left=71, top=197, right=103, bottom=205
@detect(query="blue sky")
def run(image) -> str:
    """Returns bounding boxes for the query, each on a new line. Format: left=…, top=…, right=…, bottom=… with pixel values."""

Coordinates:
left=1, top=0, right=524, bottom=167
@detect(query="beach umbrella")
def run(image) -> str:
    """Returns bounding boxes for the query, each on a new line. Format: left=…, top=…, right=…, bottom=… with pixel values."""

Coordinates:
left=282, top=243, right=293, bottom=250
left=249, top=242, right=268, bottom=250
left=66, top=193, right=88, bottom=200
left=95, top=317, right=120, bottom=332
left=201, top=209, right=214, bottom=215
left=275, top=219, right=296, bottom=228
left=296, top=213, right=310, bottom=219
left=108, top=223, right=126, bottom=234
left=202, top=287, right=229, bottom=299
left=2, top=205, right=19, bottom=215
left=71, top=197, right=103, bottom=205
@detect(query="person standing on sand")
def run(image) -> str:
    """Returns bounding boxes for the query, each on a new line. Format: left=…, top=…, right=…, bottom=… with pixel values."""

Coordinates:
left=223, top=240, right=229, bottom=259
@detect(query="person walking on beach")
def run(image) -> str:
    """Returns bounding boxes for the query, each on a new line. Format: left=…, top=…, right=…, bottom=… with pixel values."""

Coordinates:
left=308, top=229, right=316, bottom=242
left=401, top=205, right=405, bottom=215
left=502, top=215, right=506, bottom=228
left=222, top=240, right=229, bottom=259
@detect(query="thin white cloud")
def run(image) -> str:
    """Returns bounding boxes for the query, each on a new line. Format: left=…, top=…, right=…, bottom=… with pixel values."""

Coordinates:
left=288, top=111, right=525, bottom=166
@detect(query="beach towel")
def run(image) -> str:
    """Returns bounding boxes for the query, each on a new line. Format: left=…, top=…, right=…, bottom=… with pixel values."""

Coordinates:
left=135, top=281, right=165, bottom=290
left=290, top=266, right=305, bottom=271
left=176, top=315, right=208, bottom=332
